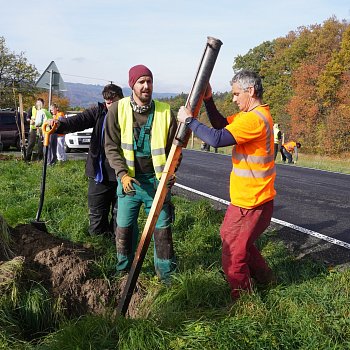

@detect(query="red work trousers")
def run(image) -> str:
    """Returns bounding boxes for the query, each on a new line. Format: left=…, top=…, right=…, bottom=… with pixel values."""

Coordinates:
left=220, top=200, right=274, bottom=299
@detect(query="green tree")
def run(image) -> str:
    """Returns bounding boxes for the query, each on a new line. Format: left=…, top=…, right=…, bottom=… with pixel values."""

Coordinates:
left=0, top=36, right=39, bottom=109
left=318, top=23, right=350, bottom=107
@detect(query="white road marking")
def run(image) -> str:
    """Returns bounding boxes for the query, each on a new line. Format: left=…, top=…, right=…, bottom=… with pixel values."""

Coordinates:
left=174, top=183, right=350, bottom=250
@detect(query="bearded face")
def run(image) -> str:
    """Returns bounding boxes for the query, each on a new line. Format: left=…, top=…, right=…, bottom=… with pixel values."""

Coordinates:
left=132, top=76, right=153, bottom=106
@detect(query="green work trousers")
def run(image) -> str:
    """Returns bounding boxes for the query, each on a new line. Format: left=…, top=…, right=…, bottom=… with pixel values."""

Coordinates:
left=116, top=173, right=176, bottom=281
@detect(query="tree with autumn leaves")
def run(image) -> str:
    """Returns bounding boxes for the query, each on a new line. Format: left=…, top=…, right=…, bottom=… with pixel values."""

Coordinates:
left=233, top=17, right=350, bottom=155
left=0, top=36, right=69, bottom=113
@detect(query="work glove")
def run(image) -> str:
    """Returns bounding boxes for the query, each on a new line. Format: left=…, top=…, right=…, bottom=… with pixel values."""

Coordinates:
left=121, top=174, right=140, bottom=193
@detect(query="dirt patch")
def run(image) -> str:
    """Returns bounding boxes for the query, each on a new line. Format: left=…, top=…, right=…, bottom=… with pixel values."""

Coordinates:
left=0, top=223, right=145, bottom=318
left=0, top=154, right=14, bottom=161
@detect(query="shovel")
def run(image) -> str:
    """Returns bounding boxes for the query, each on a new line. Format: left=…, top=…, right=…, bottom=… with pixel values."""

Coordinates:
left=31, top=121, right=57, bottom=232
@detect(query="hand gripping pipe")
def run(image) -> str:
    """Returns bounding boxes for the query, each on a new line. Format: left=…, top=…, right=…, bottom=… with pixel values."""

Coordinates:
left=174, top=36, right=223, bottom=147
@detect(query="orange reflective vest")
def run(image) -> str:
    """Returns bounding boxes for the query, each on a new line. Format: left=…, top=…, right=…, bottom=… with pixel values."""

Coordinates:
left=283, top=141, right=296, bottom=153
left=54, top=111, right=65, bottom=136
left=225, top=105, right=276, bottom=209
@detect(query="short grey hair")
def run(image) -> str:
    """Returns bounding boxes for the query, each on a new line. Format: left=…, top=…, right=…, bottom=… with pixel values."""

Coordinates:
left=230, top=70, right=263, bottom=99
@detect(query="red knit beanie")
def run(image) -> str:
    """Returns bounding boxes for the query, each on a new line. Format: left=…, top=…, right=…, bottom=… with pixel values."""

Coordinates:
left=128, top=64, right=153, bottom=88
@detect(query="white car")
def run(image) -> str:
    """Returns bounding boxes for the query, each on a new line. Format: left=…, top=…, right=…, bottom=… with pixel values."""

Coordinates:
left=64, top=113, right=92, bottom=153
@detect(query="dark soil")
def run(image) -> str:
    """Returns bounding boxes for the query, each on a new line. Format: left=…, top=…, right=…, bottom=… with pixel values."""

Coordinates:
left=1, top=223, right=144, bottom=318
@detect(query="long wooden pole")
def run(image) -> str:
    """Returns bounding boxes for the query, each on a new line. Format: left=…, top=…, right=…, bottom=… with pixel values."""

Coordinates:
left=18, top=93, right=26, bottom=159
left=116, top=37, right=223, bottom=317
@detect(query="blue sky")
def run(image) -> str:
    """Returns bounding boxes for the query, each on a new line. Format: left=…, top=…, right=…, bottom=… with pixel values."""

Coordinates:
left=2, top=0, right=349, bottom=93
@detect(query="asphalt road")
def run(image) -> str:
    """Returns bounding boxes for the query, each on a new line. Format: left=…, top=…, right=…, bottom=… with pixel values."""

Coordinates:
left=175, top=149, right=350, bottom=244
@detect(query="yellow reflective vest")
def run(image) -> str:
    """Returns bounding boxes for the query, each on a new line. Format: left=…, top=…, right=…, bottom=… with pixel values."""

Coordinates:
left=273, top=124, right=280, bottom=143
left=117, top=97, right=171, bottom=179
left=30, top=106, right=51, bottom=130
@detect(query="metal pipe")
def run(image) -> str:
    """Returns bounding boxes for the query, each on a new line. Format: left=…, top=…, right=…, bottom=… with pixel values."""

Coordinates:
left=174, top=36, right=223, bottom=146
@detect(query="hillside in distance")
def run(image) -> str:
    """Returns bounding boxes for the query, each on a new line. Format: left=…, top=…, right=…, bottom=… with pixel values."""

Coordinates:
left=64, top=82, right=178, bottom=108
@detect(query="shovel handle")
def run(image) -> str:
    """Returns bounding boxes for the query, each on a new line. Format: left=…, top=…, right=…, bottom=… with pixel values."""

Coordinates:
left=42, top=121, right=58, bottom=147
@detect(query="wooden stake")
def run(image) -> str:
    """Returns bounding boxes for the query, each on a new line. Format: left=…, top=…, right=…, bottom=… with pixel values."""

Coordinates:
left=18, top=94, right=26, bottom=159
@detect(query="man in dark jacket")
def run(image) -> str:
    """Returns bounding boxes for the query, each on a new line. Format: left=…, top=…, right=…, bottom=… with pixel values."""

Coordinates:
left=49, top=84, right=124, bottom=236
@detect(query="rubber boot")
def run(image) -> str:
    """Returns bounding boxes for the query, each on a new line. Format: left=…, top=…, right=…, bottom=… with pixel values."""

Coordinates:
left=154, top=227, right=176, bottom=283
left=115, top=226, right=134, bottom=273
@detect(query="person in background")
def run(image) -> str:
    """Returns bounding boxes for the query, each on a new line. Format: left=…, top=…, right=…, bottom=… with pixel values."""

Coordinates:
left=49, top=103, right=67, bottom=162
left=280, top=141, right=301, bottom=164
left=55, top=107, right=67, bottom=162
left=25, top=98, right=51, bottom=161
left=48, top=84, right=124, bottom=237
left=273, top=123, right=282, bottom=161
left=200, top=141, right=211, bottom=152
left=177, top=70, right=276, bottom=300
left=104, top=64, right=177, bottom=283
left=47, top=103, right=63, bottom=166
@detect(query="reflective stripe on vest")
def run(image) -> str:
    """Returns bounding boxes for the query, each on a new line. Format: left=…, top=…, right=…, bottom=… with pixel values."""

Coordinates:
left=232, top=148, right=275, bottom=165
left=232, top=166, right=275, bottom=178
left=117, top=97, right=171, bottom=179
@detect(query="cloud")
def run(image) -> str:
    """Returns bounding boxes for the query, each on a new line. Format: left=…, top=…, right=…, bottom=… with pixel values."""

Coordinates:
left=71, top=57, right=86, bottom=63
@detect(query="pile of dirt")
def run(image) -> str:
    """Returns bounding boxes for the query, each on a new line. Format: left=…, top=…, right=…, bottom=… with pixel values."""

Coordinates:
left=0, top=223, right=144, bottom=318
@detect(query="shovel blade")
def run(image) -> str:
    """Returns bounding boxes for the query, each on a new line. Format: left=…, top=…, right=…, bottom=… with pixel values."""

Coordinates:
left=30, top=220, right=47, bottom=232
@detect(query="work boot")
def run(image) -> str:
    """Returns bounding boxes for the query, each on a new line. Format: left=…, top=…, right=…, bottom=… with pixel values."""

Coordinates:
left=154, top=227, right=177, bottom=283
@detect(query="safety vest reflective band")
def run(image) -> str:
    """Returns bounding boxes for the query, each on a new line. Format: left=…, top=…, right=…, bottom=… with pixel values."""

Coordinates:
left=118, top=97, right=171, bottom=179
left=232, top=166, right=276, bottom=178
left=226, top=105, right=276, bottom=209
left=232, top=148, right=275, bottom=164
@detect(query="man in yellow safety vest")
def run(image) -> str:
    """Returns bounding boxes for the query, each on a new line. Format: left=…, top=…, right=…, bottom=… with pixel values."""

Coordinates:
left=105, top=65, right=177, bottom=283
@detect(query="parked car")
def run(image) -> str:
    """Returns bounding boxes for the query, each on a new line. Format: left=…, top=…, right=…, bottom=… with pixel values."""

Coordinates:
left=64, top=113, right=92, bottom=153
left=0, top=109, right=29, bottom=151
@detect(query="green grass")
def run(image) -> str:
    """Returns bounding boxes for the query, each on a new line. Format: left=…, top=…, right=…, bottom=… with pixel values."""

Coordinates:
left=0, top=158, right=349, bottom=349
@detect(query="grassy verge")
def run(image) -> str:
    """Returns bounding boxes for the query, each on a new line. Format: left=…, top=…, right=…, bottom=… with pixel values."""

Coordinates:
left=280, top=152, right=350, bottom=174
left=0, top=158, right=349, bottom=349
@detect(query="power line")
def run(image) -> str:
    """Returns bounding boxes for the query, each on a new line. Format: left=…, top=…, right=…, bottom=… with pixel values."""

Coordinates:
left=60, top=72, right=112, bottom=83
left=36, top=68, right=116, bottom=84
